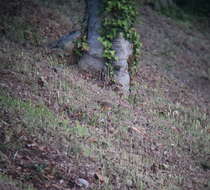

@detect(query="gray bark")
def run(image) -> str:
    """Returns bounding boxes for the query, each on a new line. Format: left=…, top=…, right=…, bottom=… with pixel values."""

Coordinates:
left=79, top=0, right=133, bottom=93
left=78, top=0, right=105, bottom=72
left=112, top=33, right=133, bottom=94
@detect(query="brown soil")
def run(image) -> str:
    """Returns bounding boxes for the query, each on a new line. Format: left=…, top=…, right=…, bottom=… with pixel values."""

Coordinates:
left=0, top=2, right=210, bottom=190
left=136, top=6, right=210, bottom=113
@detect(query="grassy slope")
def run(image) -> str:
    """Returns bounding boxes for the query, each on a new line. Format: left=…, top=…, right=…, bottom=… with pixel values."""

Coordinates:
left=0, top=1, right=210, bottom=190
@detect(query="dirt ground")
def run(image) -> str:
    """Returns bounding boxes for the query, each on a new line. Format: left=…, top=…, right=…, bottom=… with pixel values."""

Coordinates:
left=137, top=6, right=210, bottom=113
left=0, top=2, right=210, bottom=190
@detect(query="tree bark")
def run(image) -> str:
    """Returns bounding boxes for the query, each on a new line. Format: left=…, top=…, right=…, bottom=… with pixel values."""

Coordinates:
left=78, top=0, right=105, bottom=72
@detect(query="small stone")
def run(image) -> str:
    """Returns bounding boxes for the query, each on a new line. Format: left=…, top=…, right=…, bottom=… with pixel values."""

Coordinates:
left=59, top=179, right=64, bottom=184
left=126, top=179, right=133, bottom=186
left=75, top=178, right=89, bottom=188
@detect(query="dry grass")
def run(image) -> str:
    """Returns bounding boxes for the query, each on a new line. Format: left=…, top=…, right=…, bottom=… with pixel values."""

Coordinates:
left=0, top=1, right=210, bottom=190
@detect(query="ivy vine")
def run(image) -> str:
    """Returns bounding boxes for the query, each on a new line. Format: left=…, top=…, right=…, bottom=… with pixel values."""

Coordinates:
left=99, top=0, right=141, bottom=76
left=74, top=35, right=89, bottom=57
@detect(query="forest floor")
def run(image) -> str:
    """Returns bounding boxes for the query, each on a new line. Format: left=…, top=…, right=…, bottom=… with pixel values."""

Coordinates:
left=0, top=1, right=210, bottom=190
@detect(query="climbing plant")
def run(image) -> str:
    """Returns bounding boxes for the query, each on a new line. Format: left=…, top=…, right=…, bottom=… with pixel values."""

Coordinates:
left=74, top=35, right=89, bottom=57
left=99, top=0, right=141, bottom=75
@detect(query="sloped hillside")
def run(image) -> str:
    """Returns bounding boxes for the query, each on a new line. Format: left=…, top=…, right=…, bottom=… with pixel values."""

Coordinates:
left=0, top=1, right=210, bottom=190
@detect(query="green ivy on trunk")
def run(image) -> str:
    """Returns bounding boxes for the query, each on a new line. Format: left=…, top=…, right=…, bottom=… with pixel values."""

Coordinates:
left=99, top=0, right=142, bottom=76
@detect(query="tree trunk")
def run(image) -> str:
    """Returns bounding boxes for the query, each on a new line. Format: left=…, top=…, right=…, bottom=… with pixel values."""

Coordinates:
left=78, top=0, right=133, bottom=94
left=78, top=0, right=105, bottom=72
